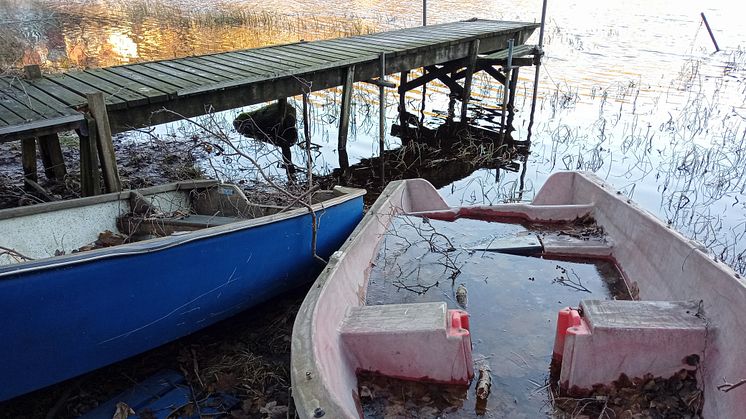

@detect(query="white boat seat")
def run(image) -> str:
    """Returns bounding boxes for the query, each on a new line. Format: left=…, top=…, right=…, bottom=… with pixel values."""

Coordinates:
left=117, top=214, right=244, bottom=237
left=553, top=300, right=707, bottom=395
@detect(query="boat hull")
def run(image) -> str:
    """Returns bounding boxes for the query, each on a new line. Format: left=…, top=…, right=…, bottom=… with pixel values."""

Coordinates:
left=291, top=173, right=746, bottom=419
left=0, top=190, right=364, bottom=401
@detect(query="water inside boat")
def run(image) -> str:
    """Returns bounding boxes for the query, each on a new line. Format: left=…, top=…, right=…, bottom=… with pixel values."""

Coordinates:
left=0, top=180, right=339, bottom=267
left=362, top=214, right=636, bottom=417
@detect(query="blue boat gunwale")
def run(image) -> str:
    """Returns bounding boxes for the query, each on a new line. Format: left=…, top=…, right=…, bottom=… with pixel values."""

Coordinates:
left=0, top=181, right=366, bottom=278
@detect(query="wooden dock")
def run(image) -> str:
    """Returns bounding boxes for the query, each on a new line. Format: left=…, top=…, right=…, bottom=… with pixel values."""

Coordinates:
left=0, top=19, right=539, bottom=195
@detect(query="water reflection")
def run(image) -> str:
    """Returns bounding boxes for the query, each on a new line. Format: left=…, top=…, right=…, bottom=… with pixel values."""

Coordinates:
left=2, top=0, right=746, bottom=274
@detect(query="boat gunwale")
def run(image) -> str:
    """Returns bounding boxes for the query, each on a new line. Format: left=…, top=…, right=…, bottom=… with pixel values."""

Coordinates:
left=0, top=184, right=365, bottom=278
left=291, top=180, right=421, bottom=418
left=0, top=179, right=219, bottom=221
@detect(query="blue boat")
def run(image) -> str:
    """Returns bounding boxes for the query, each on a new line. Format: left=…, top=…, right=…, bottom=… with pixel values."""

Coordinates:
left=0, top=180, right=364, bottom=401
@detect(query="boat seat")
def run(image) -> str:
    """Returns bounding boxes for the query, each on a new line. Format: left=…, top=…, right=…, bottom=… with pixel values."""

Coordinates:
left=117, top=214, right=244, bottom=237
left=340, top=302, right=474, bottom=385
left=553, top=300, right=707, bottom=395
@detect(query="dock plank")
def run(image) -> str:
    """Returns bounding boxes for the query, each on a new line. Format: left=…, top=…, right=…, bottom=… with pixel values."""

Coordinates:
left=124, top=64, right=200, bottom=89
left=225, top=52, right=296, bottom=73
left=248, top=48, right=325, bottom=68
left=4, top=83, right=69, bottom=119
left=0, top=98, right=28, bottom=125
left=84, top=68, right=170, bottom=102
left=182, top=56, right=258, bottom=79
left=153, top=61, right=232, bottom=83
left=0, top=19, right=538, bottom=140
left=142, top=62, right=220, bottom=86
left=106, top=67, right=182, bottom=95
left=66, top=71, right=149, bottom=108
left=23, top=78, right=86, bottom=108
left=283, top=43, right=356, bottom=62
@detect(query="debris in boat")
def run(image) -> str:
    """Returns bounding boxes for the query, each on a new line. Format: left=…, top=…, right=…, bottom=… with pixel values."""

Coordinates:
left=128, top=191, right=156, bottom=216
left=553, top=369, right=703, bottom=418
left=0, top=245, right=33, bottom=262
left=112, top=402, right=134, bottom=419
left=475, top=366, right=492, bottom=400
left=455, top=283, right=468, bottom=308
left=259, top=400, right=289, bottom=418
left=73, top=230, right=130, bottom=253
left=356, top=372, right=469, bottom=417
left=552, top=265, right=592, bottom=293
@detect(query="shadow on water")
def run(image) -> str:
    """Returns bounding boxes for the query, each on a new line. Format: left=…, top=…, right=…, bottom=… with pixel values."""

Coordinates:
left=319, top=111, right=530, bottom=205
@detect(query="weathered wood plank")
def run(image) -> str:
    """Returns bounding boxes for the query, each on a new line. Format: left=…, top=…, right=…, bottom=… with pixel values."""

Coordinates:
left=282, top=44, right=354, bottom=63
left=106, top=67, right=182, bottom=94
left=204, top=54, right=278, bottom=75
left=223, top=51, right=293, bottom=73
left=43, top=74, right=122, bottom=109
left=182, top=56, right=259, bottom=78
left=21, top=137, right=37, bottom=187
left=1, top=86, right=61, bottom=122
left=24, top=78, right=86, bottom=108
left=316, top=39, right=380, bottom=56
left=6, top=81, right=74, bottom=119
left=142, top=62, right=216, bottom=86
left=86, top=92, right=121, bottom=192
left=66, top=71, right=149, bottom=108
left=154, top=61, right=232, bottom=83
left=0, top=114, right=83, bottom=142
left=460, top=39, right=480, bottom=123
left=85, top=68, right=170, bottom=101
left=338, top=65, right=355, bottom=171
left=77, top=116, right=102, bottom=196
left=124, top=64, right=200, bottom=89
left=0, top=96, right=29, bottom=125
left=250, top=48, right=327, bottom=68
left=37, top=133, right=67, bottom=180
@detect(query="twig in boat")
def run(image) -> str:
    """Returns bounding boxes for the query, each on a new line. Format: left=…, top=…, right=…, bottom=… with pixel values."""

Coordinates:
left=0, top=245, right=34, bottom=261
left=153, top=106, right=328, bottom=264
left=552, top=265, right=592, bottom=293
left=717, top=378, right=746, bottom=392
left=475, top=366, right=492, bottom=400
left=24, top=178, right=56, bottom=202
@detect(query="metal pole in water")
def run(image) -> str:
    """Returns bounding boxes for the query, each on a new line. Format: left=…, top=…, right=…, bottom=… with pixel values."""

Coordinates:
left=379, top=52, right=386, bottom=183
left=423, top=0, right=427, bottom=26
left=700, top=12, right=720, bottom=52
left=500, top=39, right=514, bottom=142
left=526, top=0, right=548, bottom=144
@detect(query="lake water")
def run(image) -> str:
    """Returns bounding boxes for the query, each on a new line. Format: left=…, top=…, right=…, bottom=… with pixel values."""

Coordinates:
left=1, top=0, right=745, bottom=269
left=363, top=215, right=631, bottom=417
left=0, top=0, right=743, bottom=416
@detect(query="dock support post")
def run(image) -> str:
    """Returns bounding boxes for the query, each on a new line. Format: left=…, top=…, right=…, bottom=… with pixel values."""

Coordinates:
left=506, top=67, right=520, bottom=133
left=338, top=65, right=355, bottom=172
left=527, top=0, right=549, bottom=144
left=21, top=138, right=37, bottom=188
left=37, top=134, right=67, bottom=181
left=76, top=116, right=102, bottom=197
left=500, top=39, right=515, bottom=141
left=23, top=64, right=41, bottom=80
left=398, top=71, right=409, bottom=140
left=460, top=39, right=480, bottom=125
left=379, top=52, right=387, bottom=183
left=86, top=92, right=121, bottom=193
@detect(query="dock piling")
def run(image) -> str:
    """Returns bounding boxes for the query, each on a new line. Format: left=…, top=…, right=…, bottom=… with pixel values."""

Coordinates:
left=21, top=138, right=37, bottom=188
left=399, top=71, right=409, bottom=140
left=37, top=134, right=67, bottom=181
left=460, top=39, right=480, bottom=124
left=379, top=52, right=386, bottom=183
left=499, top=39, right=514, bottom=141
left=338, top=65, right=356, bottom=172
left=86, top=92, right=121, bottom=193
left=700, top=13, right=720, bottom=52
left=77, top=116, right=102, bottom=197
